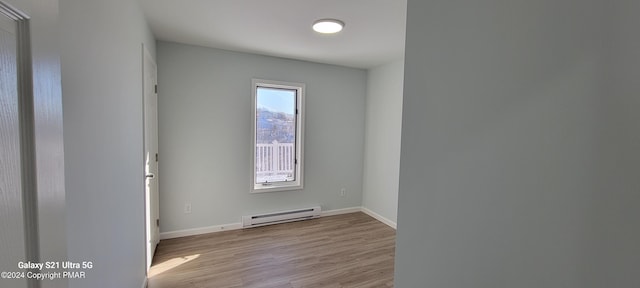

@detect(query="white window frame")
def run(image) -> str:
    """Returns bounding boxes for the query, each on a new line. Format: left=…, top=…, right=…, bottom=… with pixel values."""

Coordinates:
left=251, top=79, right=305, bottom=193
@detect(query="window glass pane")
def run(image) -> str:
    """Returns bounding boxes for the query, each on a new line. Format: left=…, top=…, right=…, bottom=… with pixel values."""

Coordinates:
left=255, top=87, right=296, bottom=184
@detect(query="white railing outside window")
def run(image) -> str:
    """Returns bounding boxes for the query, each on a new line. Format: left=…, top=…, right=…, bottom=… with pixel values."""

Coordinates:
left=256, top=141, right=295, bottom=183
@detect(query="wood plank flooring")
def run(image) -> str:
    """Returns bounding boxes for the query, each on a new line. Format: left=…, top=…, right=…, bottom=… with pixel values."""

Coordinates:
left=148, top=212, right=396, bottom=288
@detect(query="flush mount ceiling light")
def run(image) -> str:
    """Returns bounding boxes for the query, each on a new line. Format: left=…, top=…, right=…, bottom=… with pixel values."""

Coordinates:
left=312, top=19, right=345, bottom=34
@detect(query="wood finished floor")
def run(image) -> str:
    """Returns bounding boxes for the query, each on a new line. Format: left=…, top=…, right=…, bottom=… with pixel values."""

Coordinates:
left=148, top=212, right=396, bottom=288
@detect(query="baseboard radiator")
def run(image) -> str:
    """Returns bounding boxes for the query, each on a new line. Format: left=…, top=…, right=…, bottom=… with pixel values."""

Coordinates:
left=242, top=206, right=321, bottom=228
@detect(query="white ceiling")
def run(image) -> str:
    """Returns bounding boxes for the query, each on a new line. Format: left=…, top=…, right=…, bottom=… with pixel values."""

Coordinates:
left=139, top=0, right=407, bottom=69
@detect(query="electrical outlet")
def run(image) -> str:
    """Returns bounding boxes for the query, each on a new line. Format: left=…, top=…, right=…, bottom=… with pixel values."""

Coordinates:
left=340, top=188, right=346, bottom=197
left=184, top=203, right=192, bottom=214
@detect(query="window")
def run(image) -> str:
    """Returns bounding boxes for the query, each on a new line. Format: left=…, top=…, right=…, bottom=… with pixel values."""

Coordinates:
left=251, top=79, right=304, bottom=193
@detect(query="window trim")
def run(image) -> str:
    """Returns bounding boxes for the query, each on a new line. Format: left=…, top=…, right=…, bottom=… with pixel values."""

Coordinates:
left=251, top=79, right=305, bottom=193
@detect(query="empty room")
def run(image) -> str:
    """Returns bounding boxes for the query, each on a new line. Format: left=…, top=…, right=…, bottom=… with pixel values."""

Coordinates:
left=144, top=1, right=406, bottom=287
left=1, top=0, right=639, bottom=288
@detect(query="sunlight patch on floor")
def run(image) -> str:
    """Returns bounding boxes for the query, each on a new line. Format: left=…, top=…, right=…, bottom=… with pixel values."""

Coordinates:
left=149, top=254, right=200, bottom=277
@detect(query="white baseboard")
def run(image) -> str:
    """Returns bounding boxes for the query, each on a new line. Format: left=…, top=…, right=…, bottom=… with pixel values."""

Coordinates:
left=320, top=206, right=362, bottom=217
left=160, top=222, right=243, bottom=240
left=361, top=207, right=397, bottom=229
left=159, top=206, right=389, bottom=240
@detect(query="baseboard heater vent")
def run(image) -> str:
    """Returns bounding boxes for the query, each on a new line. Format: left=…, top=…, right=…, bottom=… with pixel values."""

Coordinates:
left=242, top=206, right=321, bottom=228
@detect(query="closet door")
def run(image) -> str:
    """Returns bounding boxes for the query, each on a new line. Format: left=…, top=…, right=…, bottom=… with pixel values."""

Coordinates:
left=0, top=8, right=27, bottom=288
left=1, top=1, right=64, bottom=288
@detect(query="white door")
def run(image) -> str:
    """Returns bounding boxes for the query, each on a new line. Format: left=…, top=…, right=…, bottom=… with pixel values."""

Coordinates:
left=1, top=1, right=65, bottom=288
left=143, top=45, right=160, bottom=270
left=0, top=9, right=28, bottom=288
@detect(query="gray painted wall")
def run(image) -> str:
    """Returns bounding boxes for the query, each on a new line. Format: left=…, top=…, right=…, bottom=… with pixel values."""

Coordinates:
left=596, top=1, right=640, bottom=285
left=157, top=41, right=366, bottom=232
left=362, top=59, right=404, bottom=224
left=60, top=0, right=155, bottom=287
left=395, top=0, right=640, bottom=287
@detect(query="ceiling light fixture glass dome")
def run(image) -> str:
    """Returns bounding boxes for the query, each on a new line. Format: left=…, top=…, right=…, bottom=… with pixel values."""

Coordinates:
left=312, top=19, right=345, bottom=34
